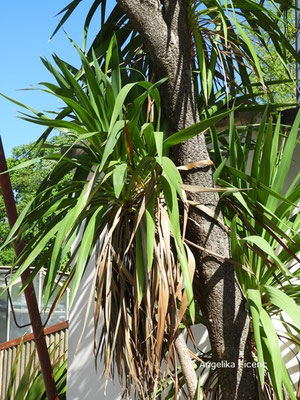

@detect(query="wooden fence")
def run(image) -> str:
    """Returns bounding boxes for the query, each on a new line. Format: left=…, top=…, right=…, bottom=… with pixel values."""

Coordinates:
left=0, top=320, right=68, bottom=400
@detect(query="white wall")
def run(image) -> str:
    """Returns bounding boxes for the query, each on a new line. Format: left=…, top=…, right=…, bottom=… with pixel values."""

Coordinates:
left=66, top=248, right=122, bottom=400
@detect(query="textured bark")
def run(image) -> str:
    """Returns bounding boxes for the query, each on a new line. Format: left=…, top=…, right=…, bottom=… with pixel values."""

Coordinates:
left=117, top=1, right=258, bottom=398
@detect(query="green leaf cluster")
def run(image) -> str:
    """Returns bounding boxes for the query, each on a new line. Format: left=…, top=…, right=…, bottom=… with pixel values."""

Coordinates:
left=209, top=107, right=300, bottom=398
left=1, top=37, right=226, bottom=394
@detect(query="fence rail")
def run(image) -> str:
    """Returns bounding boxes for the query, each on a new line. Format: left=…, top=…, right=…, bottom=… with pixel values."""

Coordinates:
left=0, top=320, right=68, bottom=400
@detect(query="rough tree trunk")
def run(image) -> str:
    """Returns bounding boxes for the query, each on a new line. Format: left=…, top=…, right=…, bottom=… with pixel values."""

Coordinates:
left=117, top=1, right=258, bottom=398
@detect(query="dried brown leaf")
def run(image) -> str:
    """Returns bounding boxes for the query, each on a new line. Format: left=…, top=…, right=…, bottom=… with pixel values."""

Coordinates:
left=180, top=183, right=237, bottom=193
left=177, top=159, right=214, bottom=170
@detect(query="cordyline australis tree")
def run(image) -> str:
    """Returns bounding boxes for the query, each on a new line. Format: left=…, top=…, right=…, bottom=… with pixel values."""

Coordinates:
left=1, top=0, right=300, bottom=399
left=112, top=2, right=256, bottom=399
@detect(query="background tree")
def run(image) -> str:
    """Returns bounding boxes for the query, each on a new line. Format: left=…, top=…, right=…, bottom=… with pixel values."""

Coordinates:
left=0, top=135, right=71, bottom=266
left=0, top=143, right=46, bottom=265
left=250, top=5, right=296, bottom=103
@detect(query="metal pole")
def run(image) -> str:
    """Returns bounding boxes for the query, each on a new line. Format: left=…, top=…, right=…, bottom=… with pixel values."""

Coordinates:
left=0, top=136, right=58, bottom=400
left=296, top=0, right=300, bottom=101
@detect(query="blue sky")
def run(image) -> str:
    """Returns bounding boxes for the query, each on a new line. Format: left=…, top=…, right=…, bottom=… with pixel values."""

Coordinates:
left=0, top=0, right=115, bottom=157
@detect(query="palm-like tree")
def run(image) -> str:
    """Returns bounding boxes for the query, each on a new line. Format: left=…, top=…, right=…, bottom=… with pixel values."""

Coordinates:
left=2, top=1, right=299, bottom=399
